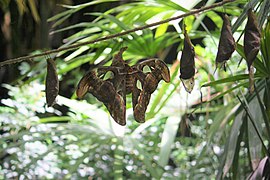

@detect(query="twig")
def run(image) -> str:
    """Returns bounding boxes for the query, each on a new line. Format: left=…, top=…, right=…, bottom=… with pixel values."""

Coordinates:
left=0, top=0, right=235, bottom=67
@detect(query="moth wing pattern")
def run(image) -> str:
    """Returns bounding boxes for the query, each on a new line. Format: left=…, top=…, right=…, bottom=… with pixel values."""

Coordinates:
left=76, top=48, right=170, bottom=125
left=77, top=71, right=126, bottom=126
left=134, top=59, right=170, bottom=122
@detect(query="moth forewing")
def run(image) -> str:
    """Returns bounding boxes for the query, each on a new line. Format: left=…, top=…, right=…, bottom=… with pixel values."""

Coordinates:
left=79, top=48, right=128, bottom=126
left=76, top=71, right=92, bottom=99
left=133, top=59, right=170, bottom=122
left=45, top=58, right=59, bottom=107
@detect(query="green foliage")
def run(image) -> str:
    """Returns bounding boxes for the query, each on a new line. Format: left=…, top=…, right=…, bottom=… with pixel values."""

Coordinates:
left=1, top=0, right=270, bottom=179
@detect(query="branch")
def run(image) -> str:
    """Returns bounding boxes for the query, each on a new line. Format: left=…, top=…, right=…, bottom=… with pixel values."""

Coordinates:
left=0, top=0, right=235, bottom=67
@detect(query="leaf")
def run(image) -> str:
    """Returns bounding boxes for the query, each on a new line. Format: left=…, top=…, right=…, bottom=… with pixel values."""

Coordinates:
left=51, top=13, right=73, bottom=28
left=156, top=0, right=188, bottom=12
left=207, top=102, right=239, bottom=144
left=231, top=0, right=261, bottom=33
left=89, top=12, right=131, bottom=31
left=155, top=11, right=175, bottom=38
left=0, top=136, right=49, bottom=155
left=16, top=0, right=26, bottom=16
left=58, top=54, right=95, bottom=75
left=48, top=0, right=119, bottom=26
left=131, top=118, right=160, bottom=137
left=206, top=11, right=223, bottom=29
left=60, top=0, right=118, bottom=9
left=202, top=74, right=249, bottom=87
left=255, top=85, right=270, bottom=142
left=127, top=137, right=164, bottom=179
left=64, top=46, right=90, bottom=61
left=257, top=0, right=270, bottom=27
left=192, top=0, right=215, bottom=30
left=49, top=22, right=97, bottom=35
left=155, top=23, right=169, bottom=38
left=39, top=116, right=73, bottom=123
left=68, top=143, right=100, bottom=175
left=209, top=82, right=248, bottom=102
left=222, top=111, right=244, bottom=177
left=232, top=113, right=247, bottom=179
left=247, top=90, right=264, bottom=170
left=263, top=79, right=270, bottom=136
left=56, top=96, right=111, bottom=129
left=158, top=116, right=181, bottom=167
left=47, top=8, right=76, bottom=22
left=113, top=138, right=124, bottom=179
left=261, top=18, right=270, bottom=73
left=28, top=0, right=40, bottom=22
left=247, top=156, right=270, bottom=180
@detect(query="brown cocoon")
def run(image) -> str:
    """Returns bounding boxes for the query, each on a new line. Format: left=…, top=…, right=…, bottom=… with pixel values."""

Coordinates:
left=215, top=14, right=235, bottom=70
left=180, top=24, right=195, bottom=93
left=244, top=9, right=261, bottom=93
left=46, top=58, right=59, bottom=107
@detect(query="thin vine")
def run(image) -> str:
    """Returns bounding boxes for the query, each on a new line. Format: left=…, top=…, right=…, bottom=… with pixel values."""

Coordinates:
left=0, top=0, right=235, bottom=67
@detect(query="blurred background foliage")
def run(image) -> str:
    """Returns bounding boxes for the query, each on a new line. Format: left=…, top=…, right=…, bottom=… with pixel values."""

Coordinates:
left=0, top=0, right=270, bottom=179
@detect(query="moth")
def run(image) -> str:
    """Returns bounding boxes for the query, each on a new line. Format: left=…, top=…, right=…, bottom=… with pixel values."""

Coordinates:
left=45, top=58, right=59, bottom=107
left=244, top=9, right=261, bottom=93
left=215, top=14, right=235, bottom=71
left=76, top=47, right=170, bottom=125
left=180, top=24, right=195, bottom=93
left=133, top=59, right=170, bottom=122
left=76, top=70, right=126, bottom=125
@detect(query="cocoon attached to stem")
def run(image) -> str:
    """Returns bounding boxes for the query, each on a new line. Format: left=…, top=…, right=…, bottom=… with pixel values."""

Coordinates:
left=215, top=14, right=235, bottom=71
left=244, top=9, right=261, bottom=93
left=180, top=23, right=195, bottom=93
left=45, top=58, right=59, bottom=107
